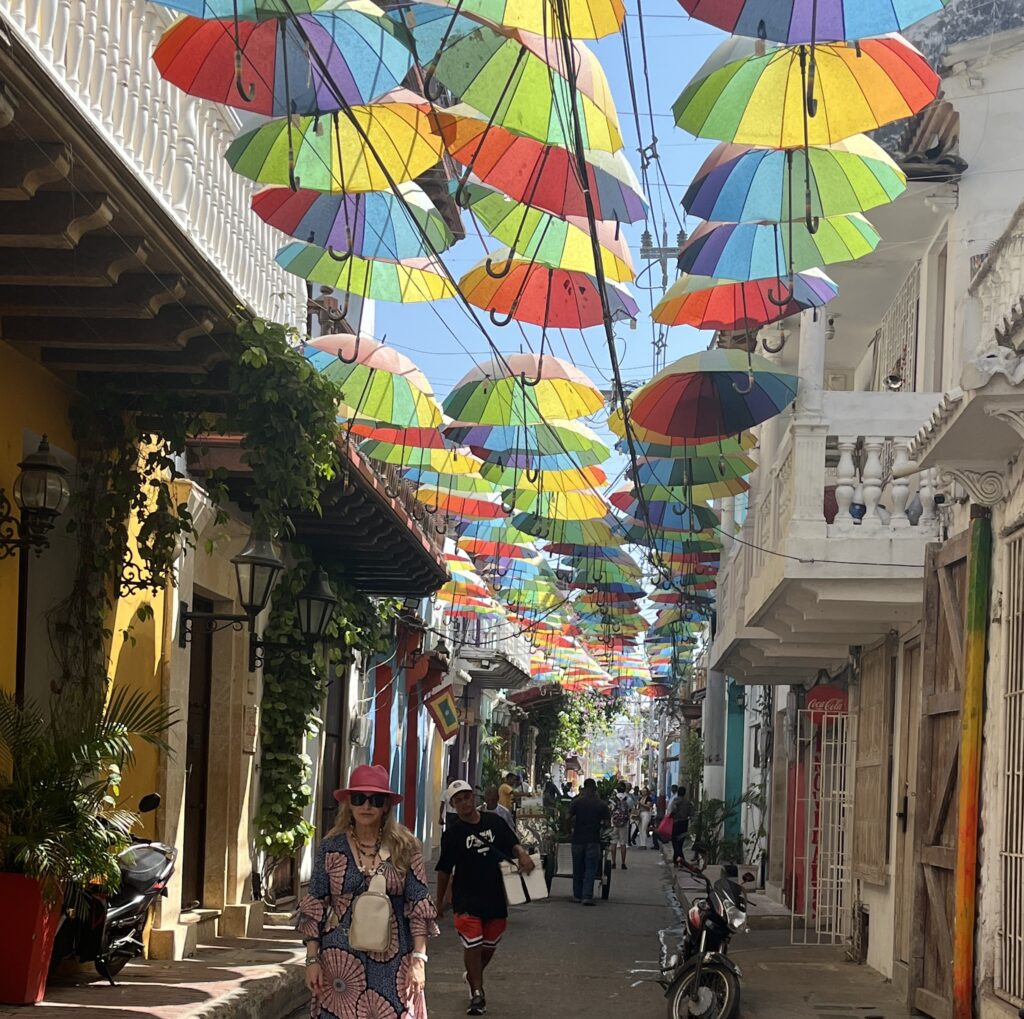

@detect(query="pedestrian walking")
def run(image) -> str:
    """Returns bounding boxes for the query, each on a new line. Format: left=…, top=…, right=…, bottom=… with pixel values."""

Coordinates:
left=435, top=780, right=535, bottom=1016
left=637, top=787, right=654, bottom=850
left=568, top=778, right=610, bottom=905
left=671, top=786, right=695, bottom=867
left=482, top=786, right=515, bottom=833
left=498, top=773, right=517, bottom=814
left=298, top=764, right=438, bottom=1019
left=610, top=781, right=635, bottom=870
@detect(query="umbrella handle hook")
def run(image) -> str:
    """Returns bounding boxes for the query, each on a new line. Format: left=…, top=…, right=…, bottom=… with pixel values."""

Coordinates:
left=526, top=466, right=541, bottom=484
left=435, top=518, right=450, bottom=536
left=671, top=503, right=688, bottom=517
left=520, top=357, right=545, bottom=388
left=234, top=49, right=256, bottom=103
left=453, top=175, right=473, bottom=209
left=421, top=502, right=439, bottom=516
left=327, top=245, right=353, bottom=264
left=489, top=307, right=515, bottom=327
left=485, top=255, right=513, bottom=279
left=767, top=277, right=794, bottom=307
left=761, top=331, right=787, bottom=355
left=422, top=66, right=444, bottom=102
left=337, top=332, right=361, bottom=364
left=732, top=370, right=755, bottom=396
left=805, top=48, right=819, bottom=118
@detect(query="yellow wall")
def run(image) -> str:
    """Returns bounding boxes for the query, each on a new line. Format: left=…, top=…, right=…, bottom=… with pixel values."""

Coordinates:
left=0, top=341, right=75, bottom=696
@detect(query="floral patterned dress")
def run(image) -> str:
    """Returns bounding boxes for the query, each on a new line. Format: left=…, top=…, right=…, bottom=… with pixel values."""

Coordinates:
left=297, top=834, right=439, bottom=1019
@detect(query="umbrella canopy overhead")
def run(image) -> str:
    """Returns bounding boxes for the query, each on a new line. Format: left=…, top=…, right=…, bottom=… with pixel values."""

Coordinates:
left=153, top=0, right=355, bottom=17
left=677, top=0, right=952, bottom=44
left=154, top=5, right=415, bottom=116
left=425, top=0, right=626, bottom=39
left=629, top=349, right=799, bottom=440
left=252, top=183, right=453, bottom=260
left=460, top=253, right=639, bottom=329
left=673, top=35, right=939, bottom=148
left=225, top=91, right=444, bottom=192
left=436, top=107, right=647, bottom=222
left=652, top=269, right=837, bottom=330
left=445, top=419, right=610, bottom=461
left=628, top=451, right=757, bottom=485
left=683, top=136, right=906, bottom=224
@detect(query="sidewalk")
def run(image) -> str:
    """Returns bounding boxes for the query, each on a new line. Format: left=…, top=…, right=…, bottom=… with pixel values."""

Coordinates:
left=1, top=926, right=307, bottom=1019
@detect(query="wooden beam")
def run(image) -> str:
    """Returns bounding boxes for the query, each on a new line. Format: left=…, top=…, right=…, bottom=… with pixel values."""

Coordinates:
left=0, top=274, right=188, bottom=318
left=0, top=237, right=149, bottom=286
left=0, top=141, right=71, bottom=200
left=41, top=335, right=227, bottom=373
left=0, top=192, right=117, bottom=249
left=0, top=307, right=216, bottom=350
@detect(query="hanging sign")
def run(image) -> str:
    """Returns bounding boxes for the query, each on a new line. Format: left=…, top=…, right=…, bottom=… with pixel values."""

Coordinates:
left=805, top=684, right=848, bottom=724
left=425, top=686, right=460, bottom=741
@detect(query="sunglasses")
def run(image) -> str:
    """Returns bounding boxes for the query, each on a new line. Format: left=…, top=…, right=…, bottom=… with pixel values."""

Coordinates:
left=349, top=792, right=389, bottom=808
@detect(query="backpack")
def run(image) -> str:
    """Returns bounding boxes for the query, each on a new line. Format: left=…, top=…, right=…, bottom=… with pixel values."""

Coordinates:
left=611, top=797, right=630, bottom=828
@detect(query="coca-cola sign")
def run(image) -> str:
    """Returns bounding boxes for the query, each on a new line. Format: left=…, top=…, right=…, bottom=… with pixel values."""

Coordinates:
left=806, top=684, right=848, bottom=723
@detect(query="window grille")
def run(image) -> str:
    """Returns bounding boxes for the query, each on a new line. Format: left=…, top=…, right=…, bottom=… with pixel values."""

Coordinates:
left=872, top=265, right=920, bottom=393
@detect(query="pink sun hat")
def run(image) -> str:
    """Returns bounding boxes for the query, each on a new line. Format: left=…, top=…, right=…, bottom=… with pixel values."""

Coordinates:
left=333, top=764, right=403, bottom=805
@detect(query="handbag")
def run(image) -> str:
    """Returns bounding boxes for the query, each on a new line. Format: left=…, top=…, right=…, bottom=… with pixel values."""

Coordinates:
left=656, top=814, right=674, bottom=841
left=499, top=853, right=548, bottom=906
left=348, top=873, right=393, bottom=952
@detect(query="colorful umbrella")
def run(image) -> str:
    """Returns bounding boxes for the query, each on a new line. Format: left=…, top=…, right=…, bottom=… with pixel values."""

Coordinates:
left=445, top=419, right=610, bottom=461
left=360, top=444, right=484, bottom=473
left=444, top=354, right=605, bottom=424
left=652, top=269, right=837, bottom=330
left=403, top=469, right=497, bottom=493
left=154, top=6, right=414, bottom=116
left=506, top=490, right=610, bottom=521
left=479, top=462, right=607, bottom=492
left=461, top=253, right=639, bottom=329
left=390, top=2, right=495, bottom=62
left=415, top=487, right=507, bottom=519
left=676, top=215, right=879, bottom=282
left=673, top=35, right=939, bottom=148
left=436, top=106, right=646, bottom=222
left=683, top=137, right=906, bottom=226
left=225, top=90, right=443, bottom=192
left=608, top=412, right=758, bottom=454
left=629, top=349, right=799, bottom=440
left=277, top=243, right=456, bottom=303
left=463, top=185, right=634, bottom=283
left=631, top=478, right=751, bottom=502
left=629, top=454, right=757, bottom=485
left=514, top=514, right=624, bottom=546
left=252, top=183, right=453, bottom=260
left=153, top=0, right=353, bottom=17
left=678, top=0, right=952, bottom=44
left=427, top=0, right=626, bottom=39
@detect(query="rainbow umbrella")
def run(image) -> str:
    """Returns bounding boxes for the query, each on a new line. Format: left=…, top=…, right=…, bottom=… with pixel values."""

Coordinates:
left=415, top=487, right=507, bottom=519
left=154, top=5, right=414, bottom=116
left=514, top=514, right=624, bottom=546
left=277, top=243, right=456, bottom=303
left=360, top=445, right=484, bottom=473
left=632, top=478, right=751, bottom=502
left=678, top=0, right=951, bottom=44
left=608, top=411, right=758, bottom=452
left=630, top=349, right=798, bottom=440
left=444, top=353, right=605, bottom=424
left=427, top=0, right=625, bottom=39
left=152, top=0, right=354, bottom=16
left=461, top=254, right=639, bottom=329
left=684, top=136, right=906, bottom=225
left=676, top=215, right=879, bottom=282
left=629, top=454, right=757, bottom=485
left=673, top=35, right=939, bottom=149
left=480, top=462, right=607, bottom=492
left=652, top=269, right=837, bottom=330
left=463, top=185, right=634, bottom=283
left=252, top=183, right=453, bottom=260
left=436, top=106, right=646, bottom=222
left=432, top=27, right=622, bottom=152
left=404, top=470, right=496, bottom=493
left=506, top=490, right=610, bottom=521
left=225, top=90, right=443, bottom=192
left=610, top=497, right=721, bottom=532
left=446, top=419, right=610, bottom=462
left=616, top=519, right=718, bottom=544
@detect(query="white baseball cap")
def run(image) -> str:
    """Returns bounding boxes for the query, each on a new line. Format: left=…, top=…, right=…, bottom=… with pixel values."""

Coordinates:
left=445, top=780, right=474, bottom=805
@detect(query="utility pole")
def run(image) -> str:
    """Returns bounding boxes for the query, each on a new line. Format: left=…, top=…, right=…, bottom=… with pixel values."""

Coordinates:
left=639, top=223, right=687, bottom=292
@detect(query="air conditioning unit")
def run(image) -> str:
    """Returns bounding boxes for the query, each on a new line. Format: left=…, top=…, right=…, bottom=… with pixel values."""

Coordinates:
left=349, top=715, right=372, bottom=747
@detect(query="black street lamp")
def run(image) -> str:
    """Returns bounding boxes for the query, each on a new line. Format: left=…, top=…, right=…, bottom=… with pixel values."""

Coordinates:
left=179, top=538, right=338, bottom=673
left=1, top=436, right=71, bottom=707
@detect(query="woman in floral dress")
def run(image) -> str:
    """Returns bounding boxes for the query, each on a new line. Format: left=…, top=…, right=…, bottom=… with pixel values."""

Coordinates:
left=298, top=765, right=439, bottom=1019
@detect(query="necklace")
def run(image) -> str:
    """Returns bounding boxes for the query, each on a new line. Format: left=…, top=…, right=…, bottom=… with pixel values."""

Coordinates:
left=350, top=828, right=382, bottom=876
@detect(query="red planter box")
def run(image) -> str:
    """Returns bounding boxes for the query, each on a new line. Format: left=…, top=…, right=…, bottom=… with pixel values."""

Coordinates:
left=0, top=873, right=60, bottom=1005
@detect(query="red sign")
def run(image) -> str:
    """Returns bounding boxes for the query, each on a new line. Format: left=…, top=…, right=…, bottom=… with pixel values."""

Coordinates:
left=806, top=684, right=848, bottom=724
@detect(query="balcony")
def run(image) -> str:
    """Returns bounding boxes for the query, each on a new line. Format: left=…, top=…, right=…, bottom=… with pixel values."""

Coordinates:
left=1, top=0, right=304, bottom=398
left=450, top=616, right=532, bottom=692
left=712, top=390, right=943, bottom=684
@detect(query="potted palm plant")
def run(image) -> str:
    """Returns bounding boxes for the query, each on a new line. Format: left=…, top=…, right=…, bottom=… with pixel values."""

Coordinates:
left=0, top=686, right=173, bottom=1004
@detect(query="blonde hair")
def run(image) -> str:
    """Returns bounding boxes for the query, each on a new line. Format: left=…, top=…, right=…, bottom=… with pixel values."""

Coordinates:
left=328, top=800, right=420, bottom=874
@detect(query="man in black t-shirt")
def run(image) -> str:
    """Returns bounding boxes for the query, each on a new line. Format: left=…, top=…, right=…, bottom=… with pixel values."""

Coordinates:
left=568, top=778, right=611, bottom=905
left=436, top=779, right=535, bottom=1016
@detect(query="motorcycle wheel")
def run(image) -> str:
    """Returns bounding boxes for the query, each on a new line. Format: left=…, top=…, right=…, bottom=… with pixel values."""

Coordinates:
left=666, top=964, right=740, bottom=1019
left=95, top=953, right=131, bottom=981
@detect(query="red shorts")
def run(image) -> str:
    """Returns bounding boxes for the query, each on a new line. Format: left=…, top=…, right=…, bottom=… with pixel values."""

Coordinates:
left=453, top=913, right=507, bottom=950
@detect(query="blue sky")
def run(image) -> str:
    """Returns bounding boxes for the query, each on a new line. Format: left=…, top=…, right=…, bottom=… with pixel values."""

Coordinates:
left=365, top=3, right=727, bottom=410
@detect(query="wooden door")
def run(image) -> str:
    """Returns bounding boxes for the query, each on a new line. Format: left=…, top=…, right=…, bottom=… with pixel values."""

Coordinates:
left=912, top=533, right=970, bottom=1019
left=181, top=595, right=213, bottom=910
left=895, top=636, right=922, bottom=973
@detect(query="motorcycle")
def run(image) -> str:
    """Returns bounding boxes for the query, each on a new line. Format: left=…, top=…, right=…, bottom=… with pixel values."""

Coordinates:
left=660, top=851, right=748, bottom=1019
left=50, top=792, right=177, bottom=984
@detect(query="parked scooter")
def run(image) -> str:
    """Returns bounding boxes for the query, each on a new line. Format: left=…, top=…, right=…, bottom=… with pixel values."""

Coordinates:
left=50, top=792, right=177, bottom=984
left=660, top=849, right=748, bottom=1019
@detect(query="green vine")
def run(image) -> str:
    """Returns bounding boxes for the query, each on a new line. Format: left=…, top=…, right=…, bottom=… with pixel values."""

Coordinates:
left=530, top=691, right=618, bottom=773
left=254, top=559, right=398, bottom=861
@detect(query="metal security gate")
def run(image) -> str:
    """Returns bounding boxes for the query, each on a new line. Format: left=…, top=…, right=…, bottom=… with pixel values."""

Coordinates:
left=998, top=532, right=1024, bottom=1007
left=791, top=709, right=851, bottom=945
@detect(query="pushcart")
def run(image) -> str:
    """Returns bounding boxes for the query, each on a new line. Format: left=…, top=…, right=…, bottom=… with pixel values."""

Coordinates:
left=517, top=800, right=613, bottom=900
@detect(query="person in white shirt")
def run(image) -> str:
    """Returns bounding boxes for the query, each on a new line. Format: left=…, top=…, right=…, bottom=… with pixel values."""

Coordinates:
left=610, top=781, right=636, bottom=870
left=483, top=786, right=516, bottom=834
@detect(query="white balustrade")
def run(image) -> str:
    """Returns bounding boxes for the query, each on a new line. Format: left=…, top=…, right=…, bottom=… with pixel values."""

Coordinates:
left=971, top=204, right=1024, bottom=349
left=5, top=0, right=304, bottom=325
